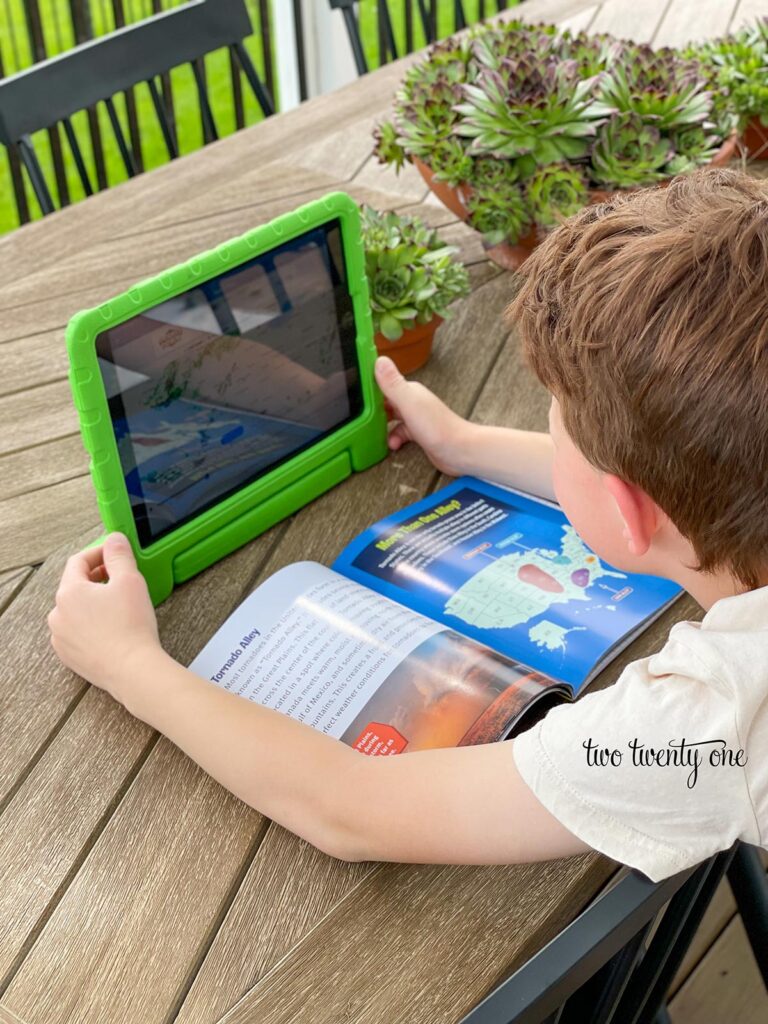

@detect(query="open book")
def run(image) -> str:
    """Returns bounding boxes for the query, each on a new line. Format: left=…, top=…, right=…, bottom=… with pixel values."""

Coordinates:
left=190, top=478, right=681, bottom=753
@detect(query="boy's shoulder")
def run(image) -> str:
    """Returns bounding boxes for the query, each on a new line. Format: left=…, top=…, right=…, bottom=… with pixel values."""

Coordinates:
left=660, top=586, right=768, bottom=710
left=512, top=587, right=768, bottom=882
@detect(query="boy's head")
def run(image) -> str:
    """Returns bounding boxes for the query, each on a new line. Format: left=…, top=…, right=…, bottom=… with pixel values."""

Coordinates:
left=509, top=168, right=768, bottom=592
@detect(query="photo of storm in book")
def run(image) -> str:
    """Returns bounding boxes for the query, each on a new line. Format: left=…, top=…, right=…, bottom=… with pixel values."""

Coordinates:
left=339, top=631, right=554, bottom=754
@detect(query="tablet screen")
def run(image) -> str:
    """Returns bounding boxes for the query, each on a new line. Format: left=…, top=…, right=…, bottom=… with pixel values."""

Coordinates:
left=95, top=221, right=363, bottom=547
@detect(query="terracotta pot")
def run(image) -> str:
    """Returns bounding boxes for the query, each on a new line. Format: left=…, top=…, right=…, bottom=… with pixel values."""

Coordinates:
left=374, top=315, right=443, bottom=375
left=415, top=133, right=740, bottom=271
left=413, top=158, right=471, bottom=220
left=743, top=117, right=768, bottom=160
left=708, top=131, right=741, bottom=167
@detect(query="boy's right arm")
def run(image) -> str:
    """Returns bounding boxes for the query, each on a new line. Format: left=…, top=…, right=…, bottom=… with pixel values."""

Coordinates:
left=375, top=357, right=556, bottom=501
left=48, top=537, right=589, bottom=867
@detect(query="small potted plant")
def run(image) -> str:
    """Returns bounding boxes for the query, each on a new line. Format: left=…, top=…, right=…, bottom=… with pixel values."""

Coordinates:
left=685, top=19, right=768, bottom=160
left=361, top=205, right=470, bottom=374
left=373, top=20, right=737, bottom=269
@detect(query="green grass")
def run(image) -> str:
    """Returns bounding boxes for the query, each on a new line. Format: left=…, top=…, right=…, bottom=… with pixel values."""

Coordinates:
left=0, top=1, right=514, bottom=235
left=357, top=0, right=517, bottom=67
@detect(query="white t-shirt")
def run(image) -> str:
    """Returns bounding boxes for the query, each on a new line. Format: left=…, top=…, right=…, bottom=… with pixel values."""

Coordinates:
left=513, top=586, right=768, bottom=881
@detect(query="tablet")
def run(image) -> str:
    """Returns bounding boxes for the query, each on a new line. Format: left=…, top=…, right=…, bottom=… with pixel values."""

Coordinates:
left=67, top=193, right=387, bottom=604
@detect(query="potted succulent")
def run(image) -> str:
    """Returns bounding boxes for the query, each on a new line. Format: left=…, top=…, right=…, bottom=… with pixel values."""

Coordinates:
left=373, top=20, right=738, bottom=269
left=685, top=19, right=768, bottom=160
left=360, top=205, right=470, bottom=374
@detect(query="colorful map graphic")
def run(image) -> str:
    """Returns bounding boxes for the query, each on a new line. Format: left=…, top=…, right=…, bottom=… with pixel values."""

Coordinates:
left=444, top=525, right=626, bottom=630
left=528, top=620, right=587, bottom=653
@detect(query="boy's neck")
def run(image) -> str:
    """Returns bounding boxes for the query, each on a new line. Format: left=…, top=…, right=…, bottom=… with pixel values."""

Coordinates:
left=685, top=573, right=740, bottom=612
left=678, top=566, right=766, bottom=612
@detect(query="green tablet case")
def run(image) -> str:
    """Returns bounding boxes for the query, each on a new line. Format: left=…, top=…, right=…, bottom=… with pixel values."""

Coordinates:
left=66, top=192, right=387, bottom=605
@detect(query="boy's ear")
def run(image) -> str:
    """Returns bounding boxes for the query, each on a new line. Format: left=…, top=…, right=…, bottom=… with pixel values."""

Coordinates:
left=602, top=475, right=659, bottom=558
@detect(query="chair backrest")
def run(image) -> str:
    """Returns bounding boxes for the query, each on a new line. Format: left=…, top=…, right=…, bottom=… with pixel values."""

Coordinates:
left=330, top=0, right=514, bottom=75
left=459, top=847, right=736, bottom=1024
left=329, top=0, right=514, bottom=76
left=0, top=0, right=273, bottom=218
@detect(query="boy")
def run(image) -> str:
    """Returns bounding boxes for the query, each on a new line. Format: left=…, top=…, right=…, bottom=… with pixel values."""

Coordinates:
left=48, top=168, right=768, bottom=881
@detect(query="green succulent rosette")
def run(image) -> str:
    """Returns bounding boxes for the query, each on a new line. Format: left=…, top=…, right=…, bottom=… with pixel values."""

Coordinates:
left=685, top=18, right=768, bottom=130
left=525, top=163, right=590, bottom=226
left=429, top=137, right=475, bottom=187
left=665, top=124, right=723, bottom=174
left=464, top=181, right=532, bottom=246
left=455, top=58, right=612, bottom=175
left=598, top=44, right=714, bottom=132
left=372, top=120, right=407, bottom=170
left=591, top=111, right=672, bottom=187
left=469, top=19, right=559, bottom=72
left=360, top=206, right=470, bottom=342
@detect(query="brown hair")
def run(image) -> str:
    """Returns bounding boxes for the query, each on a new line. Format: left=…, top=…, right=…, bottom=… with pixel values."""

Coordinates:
left=508, top=168, right=768, bottom=589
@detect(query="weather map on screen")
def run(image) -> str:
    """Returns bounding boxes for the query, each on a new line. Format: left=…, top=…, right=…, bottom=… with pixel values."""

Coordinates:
left=95, top=222, right=363, bottom=546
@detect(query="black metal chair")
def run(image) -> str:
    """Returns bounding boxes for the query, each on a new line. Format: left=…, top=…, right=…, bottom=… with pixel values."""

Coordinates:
left=0, top=0, right=273, bottom=220
left=459, top=843, right=768, bottom=1024
left=329, top=0, right=512, bottom=76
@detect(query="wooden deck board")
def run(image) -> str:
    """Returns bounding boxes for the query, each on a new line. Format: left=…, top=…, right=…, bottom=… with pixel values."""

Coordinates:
left=0, top=477, right=98, bottom=570
left=0, top=182, right=433, bottom=317
left=216, top=855, right=611, bottom=1024
left=0, top=330, right=69, bottom=398
left=0, top=0, right=763, bottom=1021
left=589, top=0, right=670, bottom=40
left=655, top=0, right=739, bottom=45
left=731, top=0, right=768, bottom=31
left=669, top=915, right=768, bottom=1023
left=0, top=567, right=33, bottom=617
left=2, top=740, right=264, bottom=1024
left=0, top=525, right=290, bottom=1023
left=0, top=435, right=88, bottom=503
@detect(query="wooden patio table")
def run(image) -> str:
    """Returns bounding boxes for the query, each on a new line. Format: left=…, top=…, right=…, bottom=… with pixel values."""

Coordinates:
left=0, top=1, right=759, bottom=1022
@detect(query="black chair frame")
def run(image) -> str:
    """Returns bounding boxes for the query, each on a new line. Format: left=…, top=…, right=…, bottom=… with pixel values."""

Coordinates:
left=460, top=843, right=768, bottom=1024
left=329, top=0, right=480, bottom=76
left=0, top=0, right=273, bottom=217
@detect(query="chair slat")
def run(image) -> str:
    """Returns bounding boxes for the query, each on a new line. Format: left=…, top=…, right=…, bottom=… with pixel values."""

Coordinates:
left=229, top=47, right=246, bottom=132
left=105, top=95, right=138, bottom=176
left=232, top=41, right=275, bottom=118
left=112, top=0, right=144, bottom=173
left=62, top=117, right=94, bottom=195
left=258, top=0, right=276, bottom=109
left=18, top=135, right=54, bottom=215
left=191, top=58, right=219, bottom=145
left=0, top=47, right=30, bottom=226
left=146, top=76, right=178, bottom=159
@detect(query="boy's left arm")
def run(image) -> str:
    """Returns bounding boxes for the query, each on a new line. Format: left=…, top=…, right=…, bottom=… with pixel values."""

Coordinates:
left=48, top=535, right=589, bottom=866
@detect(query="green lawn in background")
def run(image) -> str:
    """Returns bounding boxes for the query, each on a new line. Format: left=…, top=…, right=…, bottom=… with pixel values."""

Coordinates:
left=0, top=1, right=514, bottom=235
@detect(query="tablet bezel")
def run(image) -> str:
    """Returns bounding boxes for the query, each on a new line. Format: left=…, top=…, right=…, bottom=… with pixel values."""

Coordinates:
left=66, top=192, right=387, bottom=604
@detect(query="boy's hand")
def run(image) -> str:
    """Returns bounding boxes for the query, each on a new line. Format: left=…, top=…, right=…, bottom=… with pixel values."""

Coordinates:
left=374, top=356, right=473, bottom=476
left=48, top=533, right=161, bottom=704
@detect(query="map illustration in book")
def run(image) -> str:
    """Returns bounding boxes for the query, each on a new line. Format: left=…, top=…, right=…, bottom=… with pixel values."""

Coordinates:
left=190, top=477, right=681, bottom=755
left=334, top=478, right=678, bottom=690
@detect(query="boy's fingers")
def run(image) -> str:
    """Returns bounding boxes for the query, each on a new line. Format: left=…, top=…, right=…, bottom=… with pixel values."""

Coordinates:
left=387, top=423, right=411, bottom=449
left=61, top=546, right=105, bottom=587
left=375, top=356, right=408, bottom=403
left=102, top=533, right=138, bottom=579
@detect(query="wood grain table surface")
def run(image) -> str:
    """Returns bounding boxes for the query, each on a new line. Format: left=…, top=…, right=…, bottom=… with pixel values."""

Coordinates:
left=0, top=1, right=762, bottom=1022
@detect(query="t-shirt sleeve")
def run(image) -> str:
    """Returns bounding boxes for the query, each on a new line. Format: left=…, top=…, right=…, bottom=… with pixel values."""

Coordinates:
left=512, top=638, right=755, bottom=881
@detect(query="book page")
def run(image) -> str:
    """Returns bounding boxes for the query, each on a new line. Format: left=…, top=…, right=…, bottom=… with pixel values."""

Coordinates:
left=189, top=562, right=556, bottom=753
left=332, top=478, right=681, bottom=692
